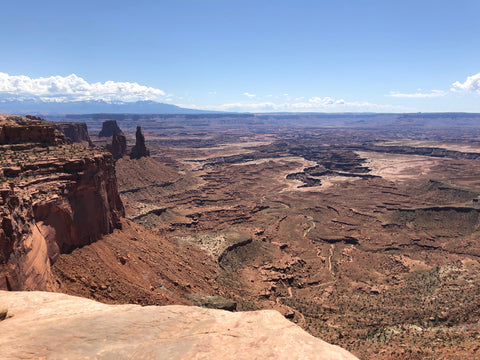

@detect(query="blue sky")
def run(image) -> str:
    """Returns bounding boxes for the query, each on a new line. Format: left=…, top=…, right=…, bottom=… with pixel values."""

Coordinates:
left=0, top=0, right=479, bottom=112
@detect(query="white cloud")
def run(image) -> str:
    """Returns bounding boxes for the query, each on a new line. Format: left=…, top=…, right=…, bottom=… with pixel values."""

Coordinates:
left=387, top=90, right=446, bottom=98
left=307, top=96, right=344, bottom=106
left=188, top=96, right=408, bottom=113
left=208, top=91, right=217, bottom=95
left=0, top=72, right=166, bottom=102
left=452, top=73, right=480, bottom=93
left=243, top=92, right=256, bottom=98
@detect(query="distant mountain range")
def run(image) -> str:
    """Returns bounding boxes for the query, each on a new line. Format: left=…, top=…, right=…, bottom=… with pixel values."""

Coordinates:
left=0, top=99, right=213, bottom=114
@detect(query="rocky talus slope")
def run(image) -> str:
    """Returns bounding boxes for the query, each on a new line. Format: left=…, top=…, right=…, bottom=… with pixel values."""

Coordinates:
left=0, top=291, right=357, bottom=360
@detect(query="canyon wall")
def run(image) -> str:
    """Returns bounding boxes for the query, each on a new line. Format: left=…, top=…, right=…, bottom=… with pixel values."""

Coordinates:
left=0, top=115, right=124, bottom=291
left=0, top=115, right=62, bottom=145
left=54, top=122, right=92, bottom=145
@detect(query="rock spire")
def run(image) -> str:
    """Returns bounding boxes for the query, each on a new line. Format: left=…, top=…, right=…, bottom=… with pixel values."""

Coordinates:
left=130, top=126, right=150, bottom=159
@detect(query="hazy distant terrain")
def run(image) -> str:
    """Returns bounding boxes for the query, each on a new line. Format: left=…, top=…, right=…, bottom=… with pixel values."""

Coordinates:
left=46, top=112, right=480, bottom=136
left=0, top=99, right=212, bottom=115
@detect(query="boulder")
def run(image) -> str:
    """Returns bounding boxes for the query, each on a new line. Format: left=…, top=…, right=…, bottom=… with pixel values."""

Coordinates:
left=188, top=294, right=237, bottom=311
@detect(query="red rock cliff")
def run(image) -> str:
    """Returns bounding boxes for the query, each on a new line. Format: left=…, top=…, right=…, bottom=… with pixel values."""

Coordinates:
left=54, top=122, right=93, bottom=146
left=0, top=115, right=124, bottom=291
left=0, top=115, right=64, bottom=145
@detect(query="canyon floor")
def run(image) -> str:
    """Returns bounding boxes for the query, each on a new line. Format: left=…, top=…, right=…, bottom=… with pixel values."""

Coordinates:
left=53, top=120, right=480, bottom=359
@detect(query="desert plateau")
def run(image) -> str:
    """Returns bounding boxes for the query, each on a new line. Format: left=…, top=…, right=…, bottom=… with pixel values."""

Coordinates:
left=2, top=112, right=480, bottom=359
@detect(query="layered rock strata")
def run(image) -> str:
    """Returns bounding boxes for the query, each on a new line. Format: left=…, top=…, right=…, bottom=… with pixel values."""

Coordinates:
left=0, top=115, right=124, bottom=291
left=0, top=114, right=64, bottom=145
left=0, top=152, right=124, bottom=291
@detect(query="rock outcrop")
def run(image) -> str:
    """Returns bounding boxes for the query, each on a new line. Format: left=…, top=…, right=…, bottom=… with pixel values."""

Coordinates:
left=130, top=126, right=150, bottom=159
left=0, top=115, right=124, bottom=291
left=0, top=153, right=124, bottom=291
left=54, top=122, right=92, bottom=145
left=188, top=294, right=237, bottom=311
left=0, top=291, right=358, bottom=360
left=106, top=131, right=128, bottom=159
left=98, top=119, right=123, bottom=137
left=0, top=114, right=64, bottom=145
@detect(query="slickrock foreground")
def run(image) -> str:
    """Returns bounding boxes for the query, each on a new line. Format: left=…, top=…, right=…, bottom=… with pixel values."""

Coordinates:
left=0, top=291, right=357, bottom=360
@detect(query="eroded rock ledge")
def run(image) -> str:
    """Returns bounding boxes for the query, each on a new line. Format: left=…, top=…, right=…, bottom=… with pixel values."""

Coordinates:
left=0, top=291, right=358, bottom=360
left=0, top=115, right=124, bottom=291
